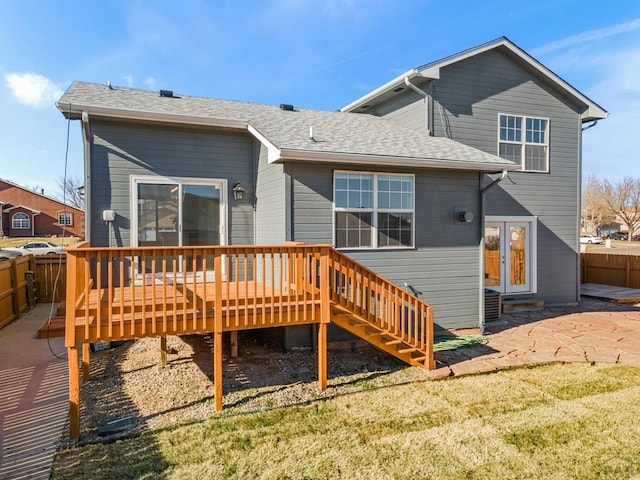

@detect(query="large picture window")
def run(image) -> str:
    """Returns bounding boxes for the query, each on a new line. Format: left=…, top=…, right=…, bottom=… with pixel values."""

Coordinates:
left=334, top=172, right=414, bottom=249
left=498, top=114, right=549, bottom=172
left=12, top=212, right=30, bottom=229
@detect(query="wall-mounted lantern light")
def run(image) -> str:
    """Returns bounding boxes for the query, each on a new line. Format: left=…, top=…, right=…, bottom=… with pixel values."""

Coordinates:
left=454, top=207, right=474, bottom=224
left=233, top=182, right=245, bottom=201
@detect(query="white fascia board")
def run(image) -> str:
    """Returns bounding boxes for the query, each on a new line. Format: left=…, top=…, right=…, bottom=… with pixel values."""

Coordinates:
left=5, top=205, right=41, bottom=214
left=58, top=103, right=249, bottom=129
left=247, top=125, right=282, bottom=163
left=277, top=149, right=520, bottom=172
left=340, top=69, right=420, bottom=112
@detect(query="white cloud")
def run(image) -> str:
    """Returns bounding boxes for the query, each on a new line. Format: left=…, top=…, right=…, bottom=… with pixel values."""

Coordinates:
left=532, top=18, right=640, bottom=56
left=5, top=73, right=62, bottom=107
left=123, top=75, right=134, bottom=87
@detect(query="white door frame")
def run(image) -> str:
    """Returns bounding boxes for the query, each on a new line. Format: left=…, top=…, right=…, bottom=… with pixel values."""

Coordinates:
left=130, top=175, right=228, bottom=283
left=130, top=175, right=228, bottom=248
left=485, top=216, right=537, bottom=294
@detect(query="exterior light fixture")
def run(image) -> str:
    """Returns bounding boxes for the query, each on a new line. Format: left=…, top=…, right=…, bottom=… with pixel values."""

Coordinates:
left=233, top=182, right=245, bottom=201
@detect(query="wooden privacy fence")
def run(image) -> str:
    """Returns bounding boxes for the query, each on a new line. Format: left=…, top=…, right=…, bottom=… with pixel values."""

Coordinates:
left=581, top=253, right=640, bottom=288
left=0, top=254, right=67, bottom=329
left=0, top=256, right=36, bottom=329
left=33, top=255, right=66, bottom=302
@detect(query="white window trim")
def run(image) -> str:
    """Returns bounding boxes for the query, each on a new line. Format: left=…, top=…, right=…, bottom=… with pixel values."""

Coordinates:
left=130, top=175, right=228, bottom=248
left=485, top=215, right=538, bottom=294
left=497, top=113, right=550, bottom=173
left=333, top=170, right=415, bottom=250
left=12, top=212, right=30, bottom=229
left=58, top=212, right=73, bottom=226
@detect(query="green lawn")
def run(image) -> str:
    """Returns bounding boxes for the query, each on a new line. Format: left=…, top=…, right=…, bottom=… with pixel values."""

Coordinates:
left=52, top=363, right=640, bottom=480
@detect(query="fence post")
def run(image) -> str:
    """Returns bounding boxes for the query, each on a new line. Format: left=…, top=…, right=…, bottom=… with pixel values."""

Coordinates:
left=10, top=258, right=20, bottom=320
left=626, top=259, right=631, bottom=288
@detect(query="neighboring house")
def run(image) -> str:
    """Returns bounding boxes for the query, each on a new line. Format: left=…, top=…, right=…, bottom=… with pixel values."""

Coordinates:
left=57, top=37, right=605, bottom=341
left=0, top=178, right=85, bottom=238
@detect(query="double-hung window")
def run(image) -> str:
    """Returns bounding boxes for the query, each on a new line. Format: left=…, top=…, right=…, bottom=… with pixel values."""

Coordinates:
left=58, top=212, right=73, bottom=226
left=334, top=172, right=414, bottom=249
left=498, top=114, right=549, bottom=172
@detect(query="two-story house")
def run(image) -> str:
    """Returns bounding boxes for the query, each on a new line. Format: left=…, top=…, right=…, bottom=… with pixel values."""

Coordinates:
left=57, top=37, right=606, bottom=343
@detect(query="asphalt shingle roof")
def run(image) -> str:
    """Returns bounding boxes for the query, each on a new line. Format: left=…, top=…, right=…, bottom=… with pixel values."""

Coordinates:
left=58, top=81, right=517, bottom=170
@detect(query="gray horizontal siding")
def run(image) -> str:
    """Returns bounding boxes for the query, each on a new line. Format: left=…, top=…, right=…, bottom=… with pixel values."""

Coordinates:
left=290, top=162, right=482, bottom=330
left=374, top=49, right=583, bottom=306
left=255, top=143, right=286, bottom=244
left=89, top=120, right=255, bottom=247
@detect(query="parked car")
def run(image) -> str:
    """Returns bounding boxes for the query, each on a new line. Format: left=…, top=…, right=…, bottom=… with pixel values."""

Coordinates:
left=4, top=241, right=64, bottom=255
left=607, top=232, right=628, bottom=241
left=579, top=235, right=603, bottom=244
left=0, top=248, right=26, bottom=261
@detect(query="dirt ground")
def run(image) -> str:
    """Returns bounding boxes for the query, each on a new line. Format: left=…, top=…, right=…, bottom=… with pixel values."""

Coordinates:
left=60, top=330, right=431, bottom=448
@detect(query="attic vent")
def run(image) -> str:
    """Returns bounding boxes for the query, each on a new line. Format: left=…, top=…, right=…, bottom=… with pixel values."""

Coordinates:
left=160, top=89, right=174, bottom=98
left=279, top=104, right=295, bottom=111
left=393, top=86, right=404, bottom=92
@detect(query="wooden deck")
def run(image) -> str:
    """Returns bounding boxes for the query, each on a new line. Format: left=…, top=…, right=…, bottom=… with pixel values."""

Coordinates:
left=581, top=283, right=640, bottom=303
left=64, top=242, right=434, bottom=439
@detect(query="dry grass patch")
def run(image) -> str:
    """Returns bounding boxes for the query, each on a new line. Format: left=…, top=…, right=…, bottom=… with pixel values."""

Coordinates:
left=52, top=362, right=640, bottom=480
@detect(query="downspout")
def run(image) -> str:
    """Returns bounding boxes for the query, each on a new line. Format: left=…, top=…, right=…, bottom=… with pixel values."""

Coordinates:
left=81, top=110, right=92, bottom=244
left=478, top=170, right=509, bottom=335
left=404, top=77, right=432, bottom=135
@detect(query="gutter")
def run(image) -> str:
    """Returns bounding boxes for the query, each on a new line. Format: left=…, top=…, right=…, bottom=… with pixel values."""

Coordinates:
left=57, top=104, right=248, bottom=130
left=277, top=149, right=519, bottom=173
left=478, top=170, right=509, bottom=335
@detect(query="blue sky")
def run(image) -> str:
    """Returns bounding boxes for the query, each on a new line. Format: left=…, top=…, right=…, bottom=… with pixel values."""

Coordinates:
left=1, top=0, right=639, bottom=198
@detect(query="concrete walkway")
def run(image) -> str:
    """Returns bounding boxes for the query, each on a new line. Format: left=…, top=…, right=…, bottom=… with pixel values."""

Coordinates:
left=433, top=298, right=640, bottom=377
left=0, top=304, right=67, bottom=480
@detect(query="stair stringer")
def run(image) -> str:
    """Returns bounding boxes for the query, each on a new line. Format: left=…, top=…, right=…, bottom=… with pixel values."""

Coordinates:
left=330, top=303, right=429, bottom=368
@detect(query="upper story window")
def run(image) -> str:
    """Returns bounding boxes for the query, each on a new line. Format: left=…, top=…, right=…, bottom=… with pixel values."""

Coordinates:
left=12, top=212, right=30, bottom=229
left=58, top=212, right=73, bottom=226
left=334, top=171, right=414, bottom=249
left=498, top=114, right=549, bottom=172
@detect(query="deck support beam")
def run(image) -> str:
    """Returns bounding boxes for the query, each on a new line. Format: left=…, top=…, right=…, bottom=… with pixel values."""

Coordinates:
left=318, top=323, right=327, bottom=391
left=68, top=346, right=80, bottom=440
left=213, top=332, right=223, bottom=411
left=82, top=343, right=90, bottom=380
left=160, top=336, right=167, bottom=367
left=230, top=331, right=238, bottom=358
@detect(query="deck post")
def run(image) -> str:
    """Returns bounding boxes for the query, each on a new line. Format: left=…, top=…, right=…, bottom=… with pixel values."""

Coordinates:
left=160, top=336, right=167, bottom=367
left=82, top=343, right=90, bottom=380
left=230, top=331, right=238, bottom=358
left=68, top=345, right=80, bottom=440
left=318, top=247, right=331, bottom=391
left=213, top=253, right=223, bottom=411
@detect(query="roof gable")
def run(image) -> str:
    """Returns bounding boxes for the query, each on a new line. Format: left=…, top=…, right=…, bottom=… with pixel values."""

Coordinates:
left=0, top=178, right=84, bottom=213
left=341, top=37, right=607, bottom=122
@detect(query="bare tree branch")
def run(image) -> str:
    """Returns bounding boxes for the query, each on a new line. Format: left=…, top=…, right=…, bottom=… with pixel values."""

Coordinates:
left=581, top=175, right=613, bottom=235
left=601, top=177, right=640, bottom=240
left=55, top=176, right=85, bottom=209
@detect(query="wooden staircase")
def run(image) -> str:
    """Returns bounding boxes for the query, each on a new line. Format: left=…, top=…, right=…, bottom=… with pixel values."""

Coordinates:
left=331, top=304, right=429, bottom=367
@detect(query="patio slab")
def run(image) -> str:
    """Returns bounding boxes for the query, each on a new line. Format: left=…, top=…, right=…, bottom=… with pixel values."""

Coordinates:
left=432, top=298, right=640, bottom=377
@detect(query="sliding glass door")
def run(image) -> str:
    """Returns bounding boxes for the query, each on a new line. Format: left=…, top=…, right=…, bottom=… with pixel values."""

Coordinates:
left=133, top=177, right=226, bottom=279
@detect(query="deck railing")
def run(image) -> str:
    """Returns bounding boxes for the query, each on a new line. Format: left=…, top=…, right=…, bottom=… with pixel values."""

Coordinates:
left=65, top=242, right=334, bottom=346
left=328, top=250, right=433, bottom=360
